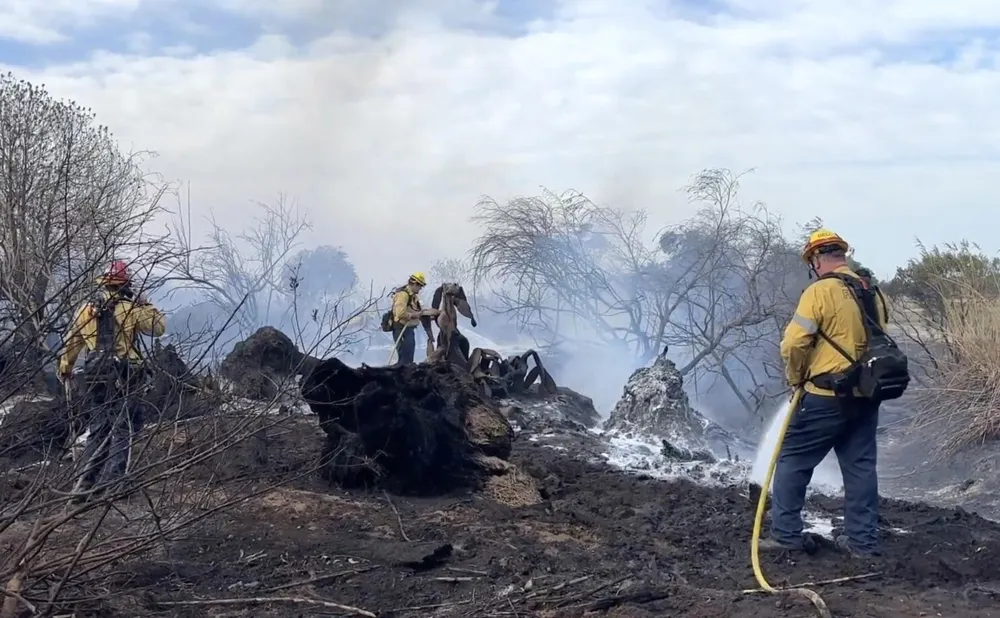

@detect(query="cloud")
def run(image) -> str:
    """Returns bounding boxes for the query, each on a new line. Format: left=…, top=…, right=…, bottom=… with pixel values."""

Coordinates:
left=1, top=0, right=999, bottom=285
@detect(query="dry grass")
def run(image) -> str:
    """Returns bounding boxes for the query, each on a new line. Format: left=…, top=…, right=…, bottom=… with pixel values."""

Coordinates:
left=481, top=464, right=542, bottom=508
left=913, top=290, right=1000, bottom=456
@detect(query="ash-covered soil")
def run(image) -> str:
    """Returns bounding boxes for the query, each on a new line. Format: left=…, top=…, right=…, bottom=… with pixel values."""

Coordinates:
left=28, top=415, right=997, bottom=618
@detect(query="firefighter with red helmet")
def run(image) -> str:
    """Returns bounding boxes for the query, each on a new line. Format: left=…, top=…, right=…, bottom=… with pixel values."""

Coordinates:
left=58, top=260, right=166, bottom=501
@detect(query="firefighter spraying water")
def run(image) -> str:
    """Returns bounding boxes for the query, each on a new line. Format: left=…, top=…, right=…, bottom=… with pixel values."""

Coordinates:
left=750, top=229, right=910, bottom=612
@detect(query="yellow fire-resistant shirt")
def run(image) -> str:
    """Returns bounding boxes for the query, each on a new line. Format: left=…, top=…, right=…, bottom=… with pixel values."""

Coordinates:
left=58, top=294, right=167, bottom=376
left=391, top=288, right=422, bottom=327
left=780, top=266, right=890, bottom=397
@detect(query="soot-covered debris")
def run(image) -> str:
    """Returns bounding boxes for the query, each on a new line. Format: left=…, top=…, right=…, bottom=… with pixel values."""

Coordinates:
left=219, top=326, right=320, bottom=401
left=604, top=355, right=753, bottom=460
left=503, top=385, right=601, bottom=433
left=301, top=357, right=515, bottom=495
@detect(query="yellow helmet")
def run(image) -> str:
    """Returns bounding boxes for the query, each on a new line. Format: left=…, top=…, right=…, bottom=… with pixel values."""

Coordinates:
left=408, top=271, right=427, bottom=286
left=802, top=228, right=849, bottom=263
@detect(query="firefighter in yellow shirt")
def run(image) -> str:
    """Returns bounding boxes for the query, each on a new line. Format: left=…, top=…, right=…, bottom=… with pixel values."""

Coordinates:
left=762, top=229, right=907, bottom=558
left=388, top=272, right=438, bottom=365
left=58, top=260, right=167, bottom=501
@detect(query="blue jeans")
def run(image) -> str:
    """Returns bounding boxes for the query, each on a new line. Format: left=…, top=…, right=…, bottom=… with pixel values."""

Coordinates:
left=75, top=365, right=145, bottom=493
left=770, top=392, right=880, bottom=553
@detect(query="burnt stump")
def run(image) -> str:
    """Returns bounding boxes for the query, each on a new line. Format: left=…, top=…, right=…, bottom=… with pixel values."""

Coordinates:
left=220, top=327, right=320, bottom=401
left=0, top=396, right=72, bottom=465
left=301, top=358, right=514, bottom=495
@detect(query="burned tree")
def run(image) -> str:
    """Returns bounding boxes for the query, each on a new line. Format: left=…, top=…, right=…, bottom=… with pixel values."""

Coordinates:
left=166, top=194, right=311, bottom=338
left=663, top=170, right=804, bottom=420
left=469, top=189, right=672, bottom=359
left=301, top=357, right=514, bottom=495
left=468, top=348, right=558, bottom=399
left=469, top=170, right=805, bottom=425
left=429, top=282, right=477, bottom=366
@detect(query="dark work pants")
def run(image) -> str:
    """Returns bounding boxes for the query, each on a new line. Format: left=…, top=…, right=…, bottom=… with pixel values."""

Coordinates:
left=75, top=372, right=144, bottom=493
left=770, top=392, right=880, bottom=553
left=391, top=325, right=416, bottom=366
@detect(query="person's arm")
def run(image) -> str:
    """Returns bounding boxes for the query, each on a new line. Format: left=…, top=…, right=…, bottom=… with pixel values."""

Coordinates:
left=780, top=284, right=822, bottom=386
left=57, top=304, right=92, bottom=377
left=132, top=301, right=167, bottom=337
left=392, top=292, right=412, bottom=323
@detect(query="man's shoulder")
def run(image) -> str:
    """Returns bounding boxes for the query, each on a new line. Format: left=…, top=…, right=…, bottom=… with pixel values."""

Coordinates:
left=114, top=298, right=159, bottom=314
left=801, top=274, right=860, bottom=309
left=803, top=276, right=842, bottom=295
left=809, top=269, right=869, bottom=293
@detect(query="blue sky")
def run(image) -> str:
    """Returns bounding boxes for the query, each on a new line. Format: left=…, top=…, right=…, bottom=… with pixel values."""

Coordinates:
left=2, top=6, right=255, bottom=65
left=0, top=0, right=566, bottom=65
left=1, top=0, right=999, bottom=283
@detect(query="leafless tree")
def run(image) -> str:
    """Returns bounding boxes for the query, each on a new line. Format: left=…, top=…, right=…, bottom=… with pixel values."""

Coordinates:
left=286, top=262, right=378, bottom=360
left=166, top=191, right=311, bottom=336
left=469, top=170, right=804, bottom=422
left=666, top=170, right=803, bottom=418
left=430, top=257, right=475, bottom=286
left=0, top=72, right=163, bottom=362
left=469, top=188, right=668, bottom=355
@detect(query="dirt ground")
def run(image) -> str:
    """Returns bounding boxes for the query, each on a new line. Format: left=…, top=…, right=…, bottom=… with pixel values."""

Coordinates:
left=5, top=415, right=1000, bottom=618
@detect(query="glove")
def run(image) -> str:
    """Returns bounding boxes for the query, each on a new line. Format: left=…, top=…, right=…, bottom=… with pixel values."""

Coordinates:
left=470, top=318, right=477, bottom=328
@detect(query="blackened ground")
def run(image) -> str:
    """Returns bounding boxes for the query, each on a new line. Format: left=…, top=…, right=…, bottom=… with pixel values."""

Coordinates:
left=7, top=416, right=1000, bottom=618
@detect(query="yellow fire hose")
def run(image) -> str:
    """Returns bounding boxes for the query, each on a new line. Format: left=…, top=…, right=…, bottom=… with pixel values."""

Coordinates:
left=749, top=387, right=832, bottom=618
left=388, top=316, right=437, bottom=365
left=386, top=326, right=407, bottom=365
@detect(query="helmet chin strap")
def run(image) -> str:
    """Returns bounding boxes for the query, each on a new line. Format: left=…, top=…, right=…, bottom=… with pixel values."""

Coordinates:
left=807, top=257, right=818, bottom=280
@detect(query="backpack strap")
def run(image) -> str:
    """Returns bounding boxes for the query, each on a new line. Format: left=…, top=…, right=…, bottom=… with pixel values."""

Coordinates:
left=819, top=272, right=886, bottom=332
left=387, top=284, right=406, bottom=298
left=91, top=294, right=119, bottom=354
left=388, top=286, right=421, bottom=326
left=90, top=293, right=144, bottom=363
left=812, top=272, right=889, bottom=364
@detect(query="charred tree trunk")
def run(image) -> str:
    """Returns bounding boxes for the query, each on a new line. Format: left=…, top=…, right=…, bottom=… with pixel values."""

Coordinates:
left=302, top=358, right=513, bottom=496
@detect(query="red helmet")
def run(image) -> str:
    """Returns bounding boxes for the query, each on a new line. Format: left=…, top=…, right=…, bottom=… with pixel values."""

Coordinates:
left=99, top=260, right=131, bottom=285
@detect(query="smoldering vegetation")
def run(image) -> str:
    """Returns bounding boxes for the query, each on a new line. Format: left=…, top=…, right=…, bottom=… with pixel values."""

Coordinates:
left=0, top=71, right=999, bottom=618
